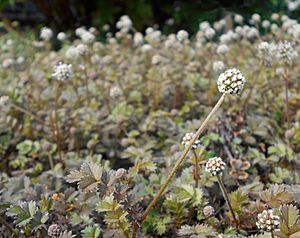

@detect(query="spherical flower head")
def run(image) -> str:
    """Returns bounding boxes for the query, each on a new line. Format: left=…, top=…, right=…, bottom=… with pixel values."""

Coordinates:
left=57, top=32, right=67, bottom=41
left=176, top=30, right=189, bottom=42
left=181, top=132, right=201, bottom=150
left=256, top=209, right=280, bottom=232
left=133, top=32, right=144, bottom=46
left=52, top=62, right=73, bottom=81
left=203, top=205, right=215, bottom=217
left=234, top=14, right=244, bottom=24
left=216, top=44, right=229, bottom=55
left=81, top=31, right=95, bottom=44
left=199, top=21, right=210, bottom=31
left=276, top=41, right=298, bottom=64
left=65, top=46, right=79, bottom=60
left=217, top=68, right=246, bottom=94
left=48, top=224, right=61, bottom=238
left=76, top=43, right=89, bottom=56
left=213, top=61, right=225, bottom=74
left=141, top=44, right=152, bottom=53
left=257, top=41, right=276, bottom=66
left=204, top=28, right=216, bottom=40
left=40, top=27, right=53, bottom=41
left=251, top=13, right=261, bottom=23
left=205, top=157, right=226, bottom=176
left=262, top=20, right=270, bottom=29
left=110, top=85, right=123, bottom=98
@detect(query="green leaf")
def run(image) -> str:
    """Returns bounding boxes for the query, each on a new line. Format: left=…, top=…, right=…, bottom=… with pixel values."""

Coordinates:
left=96, top=195, right=120, bottom=212
left=279, top=205, right=300, bottom=236
left=81, top=225, right=101, bottom=238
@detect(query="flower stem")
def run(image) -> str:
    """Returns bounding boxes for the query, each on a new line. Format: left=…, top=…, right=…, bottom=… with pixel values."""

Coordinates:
left=283, top=68, right=290, bottom=128
left=141, top=93, right=226, bottom=222
left=271, top=231, right=275, bottom=238
left=216, top=174, right=238, bottom=228
left=192, top=150, right=199, bottom=188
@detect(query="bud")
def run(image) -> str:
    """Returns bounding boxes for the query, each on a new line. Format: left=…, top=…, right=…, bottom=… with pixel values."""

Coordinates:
left=48, top=224, right=61, bottom=238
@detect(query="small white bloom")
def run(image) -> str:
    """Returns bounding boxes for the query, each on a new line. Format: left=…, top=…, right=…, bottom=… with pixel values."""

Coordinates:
left=65, top=46, right=80, bottom=60
left=256, top=209, right=280, bottom=231
left=40, top=27, right=53, bottom=40
left=133, top=32, right=144, bottom=46
left=52, top=62, right=73, bottom=81
left=217, top=68, right=246, bottom=94
left=213, top=61, right=225, bottom=74
left=216, top=44, right=229, bottom=55
left=176, top=30, right=189, bottom=42
left=205, top=157, right=226, bottom=176
left=181, top=132, right=201, bottom=150
left=57, top=32, right=67, bottom=41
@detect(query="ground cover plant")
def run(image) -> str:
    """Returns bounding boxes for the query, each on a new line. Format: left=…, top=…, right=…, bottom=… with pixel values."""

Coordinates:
left=0, top=12, right=300, bottom=238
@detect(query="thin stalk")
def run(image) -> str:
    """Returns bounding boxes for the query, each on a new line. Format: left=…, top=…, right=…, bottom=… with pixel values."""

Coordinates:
left=10, top=103, right=46, bottom=126
left=53, top=83, right=62, bottom=162
left=283, top=69, right=290, bottom=128
left=216, top=174, right=238, bottom=228
left=192, top=150, right=199, bottom=188
left=48, top=154, right=54, bottom=169
left=141, top=94, right=226, bottom=222
left=83, top=59, right=91, bottom=105
left=0, top=215, right=16, bottom=236
left=271, top=231, right=275, bottom=238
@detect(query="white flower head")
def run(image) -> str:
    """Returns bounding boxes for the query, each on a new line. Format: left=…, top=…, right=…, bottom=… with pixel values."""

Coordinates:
left=216, top=44, right=229, bottom=55
left=76, top=43, right=89, bottom=56
left=234, top=14, right=244, bottom=24
left=205, top=157, right=226, bottom=176
left=133, top=32, right=144, bottom=46
left=213, top=61, right=225, bottom=74
left=257, top=41, right=276, bottom=65
left=256, top=209, right=280, bottom=231
left=81, top=31, right=95, bottom=44
left=40, top=27, right=53, bottom=41
left=176, top=30, right=189, bottom=42
left=217, top=68, right=246, bottom=94
left=276, top=41, right=298, bottom=64
left=65, top=46, right=80, bottom=60
left=52, top=62, right=73, bottom=81
left=181, top=132, right=201, bottom=150
left=57, top=32, right=67, bottom=41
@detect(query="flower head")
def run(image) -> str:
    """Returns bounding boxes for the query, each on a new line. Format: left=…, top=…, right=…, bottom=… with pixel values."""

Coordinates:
left=256, top=209, right=280, bottom=231
left=48, top=224, right=61, bottom=238
left=40, top=27, right=53, bottom=41
left=181, top=132, right=201, bottom=150
left=205, top=157, right=226, bottom=176
left=217, top=68, right=246, bottom=94
left=52, top=62, right=73, bottom=81
left=276, top=41, right=298, bottom=64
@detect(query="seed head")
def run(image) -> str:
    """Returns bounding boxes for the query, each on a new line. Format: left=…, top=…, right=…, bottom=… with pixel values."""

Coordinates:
left=203, top=205, right=215, bottom=217
left=52, top=62, right=73, bottom=81
left=217, top=68, right=246, bottom=94
left=48, top=224, right=61, bottom=238
left=256, top=209, right=280, bottom=232
left=181, top=132, right=201, bottom=150
left=205, top=157, right=226, bottom=176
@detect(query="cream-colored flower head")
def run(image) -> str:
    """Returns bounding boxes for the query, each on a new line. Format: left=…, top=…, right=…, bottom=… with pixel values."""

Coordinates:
left=256, top=209, right=280, bottom=231
left=217, top=68, right=245, bottom=94
left=205, top=157, right=226, bottom=176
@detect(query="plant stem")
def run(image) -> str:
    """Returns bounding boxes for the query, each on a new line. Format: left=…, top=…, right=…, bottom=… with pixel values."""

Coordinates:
left=48, top=154, right=54, bottom=169
left=141, top=94, right=226, bottom=222
left=271, top=231, right=275, bottom=238
left=216, top=174, right=238, bottom=228
left=283, top=68, right=290, bottom=128
left=192, top=150, right=199, bottom=188
left=10, top=103, right=46, bottom=126
left=0, top=215, right=16, bottom=236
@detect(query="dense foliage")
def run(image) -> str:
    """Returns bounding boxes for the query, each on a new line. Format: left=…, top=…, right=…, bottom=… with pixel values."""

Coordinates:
left=0, top=10, right=300, bottom=238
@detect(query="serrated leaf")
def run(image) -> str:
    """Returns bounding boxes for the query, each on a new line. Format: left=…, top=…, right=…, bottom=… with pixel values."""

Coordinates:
left=96, top=195, right=120, bottom=212
left=81, top=225, right=101, bottom=238
left=66, top=170, right=82, bottom=183
left=279, top=205, right=300, bottom=236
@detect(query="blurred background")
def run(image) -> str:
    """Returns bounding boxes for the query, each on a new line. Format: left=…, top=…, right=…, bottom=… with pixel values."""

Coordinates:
left=0, top=0, right=297, bottom=33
